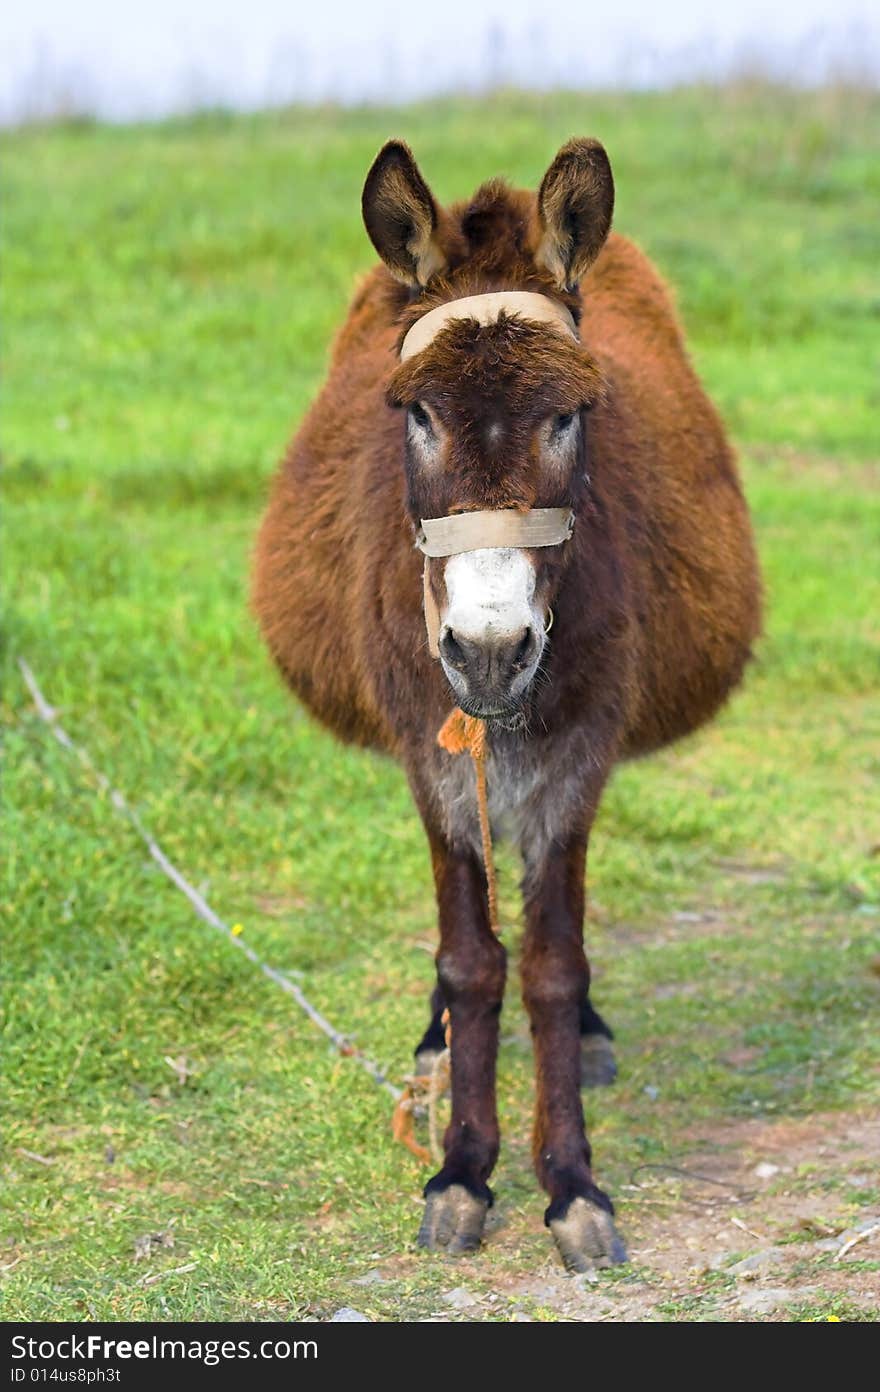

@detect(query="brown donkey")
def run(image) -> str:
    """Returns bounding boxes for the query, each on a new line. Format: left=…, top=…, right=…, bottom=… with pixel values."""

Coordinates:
left=253, top=138, right=761, bottom=1271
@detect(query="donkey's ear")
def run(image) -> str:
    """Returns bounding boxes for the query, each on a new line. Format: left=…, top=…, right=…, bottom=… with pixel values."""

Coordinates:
left=536, top=139, right=614, bottom=290
left=362, top=141, right=447, bottom=287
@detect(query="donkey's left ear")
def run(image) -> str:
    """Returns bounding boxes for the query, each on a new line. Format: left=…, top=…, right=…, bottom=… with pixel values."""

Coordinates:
left=362, top=141, right=448, bottom=287
left=536, top=139, right=614, bottom=290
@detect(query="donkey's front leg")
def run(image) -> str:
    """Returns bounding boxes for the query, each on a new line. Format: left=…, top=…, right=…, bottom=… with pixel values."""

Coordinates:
left=521, top=835, right=626, bottom=1272
left=417, top=838, right=506, bottom=1255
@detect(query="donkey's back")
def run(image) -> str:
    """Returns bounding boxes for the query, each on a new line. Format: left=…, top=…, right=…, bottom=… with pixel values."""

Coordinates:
left=580, top=232, right=761, bottom=755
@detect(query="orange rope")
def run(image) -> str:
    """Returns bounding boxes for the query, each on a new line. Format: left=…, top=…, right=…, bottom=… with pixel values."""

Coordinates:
left=436, top=709, right=500, bottom=936
left=391, top=1089, right=432, bottom=1166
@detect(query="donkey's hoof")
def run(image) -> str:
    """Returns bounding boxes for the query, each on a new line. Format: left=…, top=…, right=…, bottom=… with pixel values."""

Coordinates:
left=581, top=1034, right=617, bottom=1088
left=417, top=1184, right=489, bottom=1255
left=548, top=1195, right=627, bottom=1273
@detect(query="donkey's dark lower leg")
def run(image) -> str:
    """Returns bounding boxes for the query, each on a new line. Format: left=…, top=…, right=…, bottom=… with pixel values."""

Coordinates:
left=521, top=836, right=626, bottom=1271
left=417, top=839, right=506, bottom=1254
left=579, top=996, right=618, bottom=1088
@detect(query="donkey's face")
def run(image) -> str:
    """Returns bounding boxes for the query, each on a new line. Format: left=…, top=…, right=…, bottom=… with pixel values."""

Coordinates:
left=363, top=139, right=614, bottom=719
left=389, top=318, right=603, bottom=718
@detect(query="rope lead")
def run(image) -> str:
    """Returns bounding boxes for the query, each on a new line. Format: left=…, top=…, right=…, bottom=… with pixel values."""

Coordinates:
left=435, top=708, right=500, bottom=934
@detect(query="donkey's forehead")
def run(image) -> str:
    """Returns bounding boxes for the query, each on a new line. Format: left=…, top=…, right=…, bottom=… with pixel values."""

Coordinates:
left=389, top=315, right=603, bottom=414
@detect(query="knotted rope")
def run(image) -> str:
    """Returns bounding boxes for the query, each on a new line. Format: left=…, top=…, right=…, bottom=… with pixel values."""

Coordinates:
left=391, top=708, right=501, bottom=1164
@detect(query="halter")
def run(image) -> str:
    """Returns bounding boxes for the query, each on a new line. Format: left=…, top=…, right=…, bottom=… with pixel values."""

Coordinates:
left=400, top=291, right=579, bottom=657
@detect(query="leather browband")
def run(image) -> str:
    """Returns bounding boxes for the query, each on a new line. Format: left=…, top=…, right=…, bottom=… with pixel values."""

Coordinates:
left=416, top=508, right=574, bottom=558
left=399, top=290, right=577, bottom=361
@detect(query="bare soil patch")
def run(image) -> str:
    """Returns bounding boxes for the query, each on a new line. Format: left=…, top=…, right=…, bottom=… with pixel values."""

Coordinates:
left=367, top=1109, right=879, bottom=1321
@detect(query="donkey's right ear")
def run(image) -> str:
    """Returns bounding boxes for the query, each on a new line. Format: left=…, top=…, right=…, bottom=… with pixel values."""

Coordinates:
left=536, top=139, right=614, bottom=290
left=362, top=141, right=448, bottom=287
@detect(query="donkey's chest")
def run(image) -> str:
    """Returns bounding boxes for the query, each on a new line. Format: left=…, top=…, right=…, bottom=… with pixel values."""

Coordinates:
left=432, top=731, right=588, bottom=864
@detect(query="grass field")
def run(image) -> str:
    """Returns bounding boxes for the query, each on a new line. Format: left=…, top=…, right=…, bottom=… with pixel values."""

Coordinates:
left=3, top=85, right=879, bottom=1322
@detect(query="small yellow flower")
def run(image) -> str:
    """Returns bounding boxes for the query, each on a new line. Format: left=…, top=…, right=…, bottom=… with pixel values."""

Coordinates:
left=827, top=1315, right=841, bottom=1322
left=231, top=923, right=244, bottom=937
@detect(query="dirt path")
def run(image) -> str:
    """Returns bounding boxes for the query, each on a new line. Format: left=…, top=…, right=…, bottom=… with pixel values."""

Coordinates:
left=488, top=1110, right=879, bottom=1320
left=345, top=1110, right=879, bottom=1321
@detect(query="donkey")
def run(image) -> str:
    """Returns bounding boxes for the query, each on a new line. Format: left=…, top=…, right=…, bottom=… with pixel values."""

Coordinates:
left=253, top=138, right=761, bottom=1271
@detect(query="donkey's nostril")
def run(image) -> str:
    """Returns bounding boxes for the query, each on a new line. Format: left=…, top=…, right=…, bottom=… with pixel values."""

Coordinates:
left=511, top=627, right=535, bottom=670
left=440, top=629, right=468, bottom=671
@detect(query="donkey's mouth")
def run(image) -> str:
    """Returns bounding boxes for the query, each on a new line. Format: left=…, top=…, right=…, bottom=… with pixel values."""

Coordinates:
left=456, top=695, right=527, bottom=732
left=488, top=710, right=528, bottom=733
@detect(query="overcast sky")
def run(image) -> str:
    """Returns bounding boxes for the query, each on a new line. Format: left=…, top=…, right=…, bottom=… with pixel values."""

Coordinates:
left=3, top=0, right=878, bottom=123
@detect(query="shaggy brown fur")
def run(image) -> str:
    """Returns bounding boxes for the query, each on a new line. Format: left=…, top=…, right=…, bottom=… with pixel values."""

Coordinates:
left=252, top=139, right=761, bottom=1271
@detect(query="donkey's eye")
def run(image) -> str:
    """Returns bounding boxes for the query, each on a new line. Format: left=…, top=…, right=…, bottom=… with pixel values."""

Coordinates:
left=409, top=401, right=433, bottom=433
left=553, top=412, right=575, bottom=435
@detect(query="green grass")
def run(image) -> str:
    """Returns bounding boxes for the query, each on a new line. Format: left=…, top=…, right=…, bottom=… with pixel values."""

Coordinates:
left=2, top=85, right=880, bottom=1322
